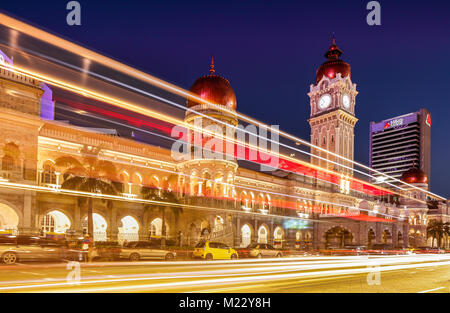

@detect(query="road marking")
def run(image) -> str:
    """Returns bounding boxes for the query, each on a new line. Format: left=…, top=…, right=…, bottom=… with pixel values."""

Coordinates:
left=20, top=272, right=45, bottom=276
left=417, top=287, right=445, bottom=293
left=189, top=284, right=267, bottom=293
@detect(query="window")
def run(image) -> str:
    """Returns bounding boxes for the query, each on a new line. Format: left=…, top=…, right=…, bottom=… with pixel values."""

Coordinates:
left=41, top=214, right=55, bottom=233
left=195, top=242, right=205, bottom=248
left=17, top=236, right=40, bottom=246
left=208, top=242, right=219, bottom=248
left=2, top=155, right=14, bottom=171
left=218, top=243, right=229, bottom=249
left=2, top=143, right=19, bottom=172
left=42, top=161, right=56, bottom=184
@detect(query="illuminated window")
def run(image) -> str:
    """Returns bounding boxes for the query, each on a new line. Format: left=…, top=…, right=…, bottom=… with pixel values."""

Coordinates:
left=41, top=214, right=55, bottom=233
left=1, top=155, right=14, bottom=171
left=42, top=161, right=56, bottom=184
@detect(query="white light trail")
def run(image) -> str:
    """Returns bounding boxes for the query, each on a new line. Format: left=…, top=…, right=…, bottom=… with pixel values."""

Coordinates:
left=0, top=254, right=448, bottom=292
left=0, top=13, right=443, bottom=200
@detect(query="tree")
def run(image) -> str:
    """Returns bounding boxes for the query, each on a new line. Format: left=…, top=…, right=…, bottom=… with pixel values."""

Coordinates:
left=427, top=219, right=450, bottom=248
left=142, top=177, right=182, bottom=246
left=55, top=146, right=119, bottom=237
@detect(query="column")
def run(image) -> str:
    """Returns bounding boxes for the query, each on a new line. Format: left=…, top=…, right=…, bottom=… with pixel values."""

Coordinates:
left=392, top=223, right=398, bottom=248
left=234, top=215, right=240, bottom=247
left=375, top=222, right=382, bottom=244
left=358, top=221, right=367, bottom=246
left=109, top=206, right=118, bottom=241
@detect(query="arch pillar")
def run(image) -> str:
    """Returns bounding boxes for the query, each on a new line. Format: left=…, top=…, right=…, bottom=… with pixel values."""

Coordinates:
left=234, top=215, right=241, bottom=247
left=358, top=221, right=367, bottom=246
left=392, top=223, right=398, bottom=247
left=254, top=218, right=258, bottom=242
left=403, top=222, right=409, bottom=248
left=375, top=222, right=382, bottom=244
left=109, top=206, right=118, bottom=241
left=20, top=190, right=36, bottom=235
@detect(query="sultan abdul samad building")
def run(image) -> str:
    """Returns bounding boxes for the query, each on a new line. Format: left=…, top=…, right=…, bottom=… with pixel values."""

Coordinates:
left=0, top=38, right=447, bottom=249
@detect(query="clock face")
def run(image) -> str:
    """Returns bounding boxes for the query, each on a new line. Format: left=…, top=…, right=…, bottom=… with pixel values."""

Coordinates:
left=318, top=94, right=331, bottom=110
left=343, top=94, right=350, bottom=109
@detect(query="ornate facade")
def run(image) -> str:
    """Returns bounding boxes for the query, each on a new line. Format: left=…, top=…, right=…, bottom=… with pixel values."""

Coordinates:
left=0, top=40, right=443, bottom=250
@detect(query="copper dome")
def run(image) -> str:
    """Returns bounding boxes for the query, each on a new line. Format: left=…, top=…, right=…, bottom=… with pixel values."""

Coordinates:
left=187, top=57, right=237, bottom=110
left=316, top=36, right=351, bottom=84
left=401, top=167, right=428, bottom=184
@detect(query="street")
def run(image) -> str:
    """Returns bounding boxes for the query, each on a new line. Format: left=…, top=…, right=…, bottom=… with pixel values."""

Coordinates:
left=0, top=254, right=448, bottom=293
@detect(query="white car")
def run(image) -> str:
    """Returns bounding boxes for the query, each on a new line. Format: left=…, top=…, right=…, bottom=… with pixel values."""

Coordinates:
left=120, top=241, right=176, bottom=261
left=0, top=235, right=65, bottom=264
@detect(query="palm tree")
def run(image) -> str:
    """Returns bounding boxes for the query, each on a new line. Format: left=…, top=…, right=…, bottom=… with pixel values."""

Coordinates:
left=55, top=146, right=119, bottom=237
left=142, top=177, right=182, bottom=246
left=427, top=219, right=450, bottom=248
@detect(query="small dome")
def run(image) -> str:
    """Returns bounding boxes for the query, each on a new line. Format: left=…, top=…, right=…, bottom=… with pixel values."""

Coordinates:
left=316, top=36, right=351, bottom=84
left=187, top=57, right=237, bottom=110
left=401, top=167, right=428, bottom=184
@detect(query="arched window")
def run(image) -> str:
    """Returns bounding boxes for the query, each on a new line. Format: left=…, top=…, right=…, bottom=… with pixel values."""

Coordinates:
left=41, top=210, right=71, bottom=235
left=42, top=161, right=56, bottom=184
left=2, top=142, right=19, bottom=172
left=241, top=224, right=252, bottom=248
left=214, top=216, right=224, bottom=232
left=150, top=217, right=168, bottom=237
left=274, top=226, right=283, bottom=248
left=41, top=214, right=55, bottom=233
left=1, top=155, right=14, bottom=171
left=258, top=225, right=268, bottom=244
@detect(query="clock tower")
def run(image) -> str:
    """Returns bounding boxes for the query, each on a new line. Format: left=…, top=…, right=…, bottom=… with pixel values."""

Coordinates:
left=308, top=36, right=358, bottom=176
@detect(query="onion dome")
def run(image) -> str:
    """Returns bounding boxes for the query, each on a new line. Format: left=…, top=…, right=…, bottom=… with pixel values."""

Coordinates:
left=401, top=166, right=428, bottom=184
left=315, top=35, right=351, bottom=84
left=187, top=56, right=237, bottom=110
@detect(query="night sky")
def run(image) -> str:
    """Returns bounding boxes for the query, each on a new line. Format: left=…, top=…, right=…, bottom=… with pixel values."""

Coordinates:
left=1, top=0, right=450, bottom=197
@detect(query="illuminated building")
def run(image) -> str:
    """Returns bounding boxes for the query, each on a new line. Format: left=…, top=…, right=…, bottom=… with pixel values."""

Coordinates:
left=308, top=35, right=358, bottom=176
left=0, top=38, right=435, bottom=250
left=370, top=108, right=432, bottom=184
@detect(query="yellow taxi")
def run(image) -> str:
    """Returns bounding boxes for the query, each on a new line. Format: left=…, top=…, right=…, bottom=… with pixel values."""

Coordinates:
left=193, top=241, right=238, bottom=260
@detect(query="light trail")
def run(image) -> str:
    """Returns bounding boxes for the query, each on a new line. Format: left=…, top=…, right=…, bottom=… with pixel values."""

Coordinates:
left=50, top=103, right=432, bottom=213
left=0, top=45, right=428, bottom=201
left=0, top=179, right=317, bottom=222
left=39, top=142, right=401, bottom=222
left=50, top=96, right=431, bottom=209
left=417, top=287, right=446, bottom=293
left=62, top=259, right=450, bottom=293
left=1, top=62, right=432, bottom=208
left=0, top=13, right=440, bottom=200
left=0, top=254, right=448, bottom=292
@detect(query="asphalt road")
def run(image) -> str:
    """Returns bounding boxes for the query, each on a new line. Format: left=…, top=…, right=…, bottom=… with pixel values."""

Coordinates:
left=0, top=254, right=448, bottom=293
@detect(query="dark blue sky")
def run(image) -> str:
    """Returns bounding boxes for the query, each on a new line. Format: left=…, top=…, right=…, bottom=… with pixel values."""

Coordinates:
left=2, top=0, right=450, bottom=196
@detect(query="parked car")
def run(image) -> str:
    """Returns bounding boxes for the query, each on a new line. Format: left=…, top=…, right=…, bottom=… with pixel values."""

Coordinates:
left=119, top=241, right=176, bottom=261
left=368, top=244, right=405, bottom=255
left=324, top=245, right=368, bottom=256
left=192, top=241, right=238, bottom=260
left=0, top=235, right=65, bottom=264
left=237, top=243, right=283, bottom=258
left=414, top=247, right=446, bottom=254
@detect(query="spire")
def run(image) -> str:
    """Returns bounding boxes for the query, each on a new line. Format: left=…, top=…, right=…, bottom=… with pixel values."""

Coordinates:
left=209, top=55, right=215, bottom=74
left=325, top=33, right=342, bottom=60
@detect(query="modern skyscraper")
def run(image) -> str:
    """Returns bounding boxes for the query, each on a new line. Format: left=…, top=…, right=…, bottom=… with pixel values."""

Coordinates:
left=369, top=108, right=431, bottom=184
